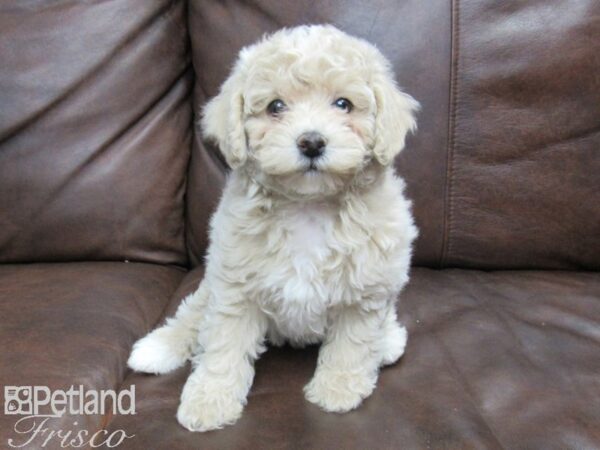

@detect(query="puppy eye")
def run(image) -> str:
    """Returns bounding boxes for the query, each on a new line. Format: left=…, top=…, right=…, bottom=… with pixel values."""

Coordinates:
left=333, top=97, right=353, bottom=113
left=267, top=99, right=287, bottom=116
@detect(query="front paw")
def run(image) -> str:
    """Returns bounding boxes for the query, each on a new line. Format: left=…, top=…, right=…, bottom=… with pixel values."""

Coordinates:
left=304, top=368, right=376, bottom=413
left=177, top=379, right=244, bottom=432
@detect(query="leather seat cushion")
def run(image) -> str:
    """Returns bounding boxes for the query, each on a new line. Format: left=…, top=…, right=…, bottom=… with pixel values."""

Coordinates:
left=105, top=268, right=600, bottom=449
left=0, top=262, right=185, bottom=445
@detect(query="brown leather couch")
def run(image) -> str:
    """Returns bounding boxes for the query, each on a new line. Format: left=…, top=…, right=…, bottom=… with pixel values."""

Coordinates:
left=1, top=1, right=599, bottom=449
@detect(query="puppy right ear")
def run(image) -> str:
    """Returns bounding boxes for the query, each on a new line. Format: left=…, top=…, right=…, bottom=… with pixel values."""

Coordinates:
left=201, top=68, right=247, bottom=169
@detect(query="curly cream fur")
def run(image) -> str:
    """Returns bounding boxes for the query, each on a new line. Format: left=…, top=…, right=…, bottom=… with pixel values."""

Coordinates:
left=128, top=24, right=418, bottom=432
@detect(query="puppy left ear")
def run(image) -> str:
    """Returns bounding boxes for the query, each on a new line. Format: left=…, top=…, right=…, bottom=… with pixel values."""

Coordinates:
left=371, top=69, right=419, bottom=166
left=201, top=68, right=247, bottom=169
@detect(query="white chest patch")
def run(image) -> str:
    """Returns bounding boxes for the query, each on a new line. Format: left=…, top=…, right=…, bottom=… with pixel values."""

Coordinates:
left=258, top=202, right=337, bottom=344
left=285, top=202, right=332, bottom=262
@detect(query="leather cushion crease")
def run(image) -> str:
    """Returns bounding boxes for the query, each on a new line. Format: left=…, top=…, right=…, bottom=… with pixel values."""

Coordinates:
left=0, top=0, right=599, bottom=449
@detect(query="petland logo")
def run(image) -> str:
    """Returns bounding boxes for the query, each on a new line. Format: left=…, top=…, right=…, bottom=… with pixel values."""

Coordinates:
left=4, top=385, right=135, bottom=448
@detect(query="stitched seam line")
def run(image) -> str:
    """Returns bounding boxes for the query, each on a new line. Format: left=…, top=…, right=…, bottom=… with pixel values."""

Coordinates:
left=441, top=0, right=460, bottom=268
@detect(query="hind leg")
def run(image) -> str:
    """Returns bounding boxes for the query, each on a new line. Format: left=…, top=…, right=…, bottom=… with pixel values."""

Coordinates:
left=128, top=283, right=209, bottom=374
left=379, top=305, right=408, bottom=367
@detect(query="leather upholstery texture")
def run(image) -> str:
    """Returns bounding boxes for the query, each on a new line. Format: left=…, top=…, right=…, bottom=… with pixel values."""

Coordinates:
left=0, top=262, right=185, bottom=448
left=0, top=0, right=599, bottom=449
left=443, top=0, right=600, bottom=270
left=105, top=268, right=600, bottom=450
left=0, top=0, right=193, bottom=266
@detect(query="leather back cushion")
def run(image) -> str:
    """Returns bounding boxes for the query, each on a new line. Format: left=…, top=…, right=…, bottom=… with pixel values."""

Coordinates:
left=187, top=0, right=600, bottom=270
left=0, top=0, right=192, bottom=265
left=444, top=0, right=600, bottom=269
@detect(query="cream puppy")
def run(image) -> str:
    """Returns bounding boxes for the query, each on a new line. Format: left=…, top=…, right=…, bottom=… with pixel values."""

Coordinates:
left=128, top=24, right=418, bottom=432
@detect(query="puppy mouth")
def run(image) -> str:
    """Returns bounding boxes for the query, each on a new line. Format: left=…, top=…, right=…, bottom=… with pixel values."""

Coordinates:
left=307, top=162, right=319, bottom=172
left=303, top=162, right=324, bottom=175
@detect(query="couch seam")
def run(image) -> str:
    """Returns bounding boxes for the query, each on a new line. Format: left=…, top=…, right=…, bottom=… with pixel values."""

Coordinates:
left=183, top=0, right=195, bottom=269
left=441, top=0, right=460, bottom=268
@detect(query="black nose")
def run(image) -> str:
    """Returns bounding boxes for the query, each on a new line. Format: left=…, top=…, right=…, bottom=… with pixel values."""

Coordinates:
left=296, top=131, right=326, bottom=159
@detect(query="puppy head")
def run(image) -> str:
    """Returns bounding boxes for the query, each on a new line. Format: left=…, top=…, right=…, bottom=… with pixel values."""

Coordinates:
left=202, top=25, right=418, bottom=198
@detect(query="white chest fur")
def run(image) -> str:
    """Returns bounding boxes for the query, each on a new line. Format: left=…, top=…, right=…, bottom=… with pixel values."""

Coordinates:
left=209, top=171, right=417, bottom=347
left=283, top=202, right=333, bottom=268
left=258, top=201, right=337, bottom=344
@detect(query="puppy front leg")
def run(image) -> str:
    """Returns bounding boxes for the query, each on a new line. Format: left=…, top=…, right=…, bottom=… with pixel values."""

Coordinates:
left=304, top=305, right=385, bottom=413
left=177, top=301, right=267, bottom=432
